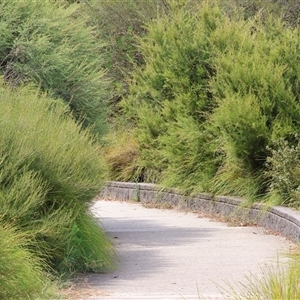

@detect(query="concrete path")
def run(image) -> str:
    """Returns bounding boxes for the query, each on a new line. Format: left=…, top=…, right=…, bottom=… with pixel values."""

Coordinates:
left=80, top=200, right=294, bottom=300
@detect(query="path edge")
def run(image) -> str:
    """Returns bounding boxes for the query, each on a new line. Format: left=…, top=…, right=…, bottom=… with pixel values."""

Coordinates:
left=100, top=181, right=300, bottom=242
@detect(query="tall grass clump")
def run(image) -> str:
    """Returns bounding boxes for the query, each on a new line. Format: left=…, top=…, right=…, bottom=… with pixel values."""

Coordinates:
left=0, top=0, right=109, bottom=135
left=0, top=224, right=56, bottom=299
left=0, top=78, right=115, bottom=284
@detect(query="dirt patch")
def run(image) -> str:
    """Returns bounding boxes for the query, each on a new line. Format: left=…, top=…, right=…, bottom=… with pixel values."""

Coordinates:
left=59, top=276, right=110, bottom=299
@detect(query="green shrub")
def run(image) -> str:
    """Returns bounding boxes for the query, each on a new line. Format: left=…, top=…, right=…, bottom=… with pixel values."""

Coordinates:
left=208, top=93, right=268, bottom=198
left=209, top=14, right=300, bottom=199
left=120, top=0, right=225, bottom=191
left=264, top=136, right=300, bottom=208
left=0, top=0, right=109, bottom=135
left=110, top=0, right=300, bottom=204
left=0, top=78, right=114, bottom=276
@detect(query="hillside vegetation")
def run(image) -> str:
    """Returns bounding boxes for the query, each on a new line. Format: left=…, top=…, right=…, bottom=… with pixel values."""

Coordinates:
left=104, top=0, right=300, bottom=208
left=0, top=0, right=115, bottom=298
left=0, top=80, right=115, bottom=299
left=1, top=0, right=300, bottom=298
left=0, top=0, right=109, bottom=135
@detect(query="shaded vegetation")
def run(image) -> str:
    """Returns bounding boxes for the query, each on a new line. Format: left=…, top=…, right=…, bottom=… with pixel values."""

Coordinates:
left=2, top=0, right=300, bottom=298
left=85, top=0, right=170, bottom=117
left=0, top=0, right=109, bottom=135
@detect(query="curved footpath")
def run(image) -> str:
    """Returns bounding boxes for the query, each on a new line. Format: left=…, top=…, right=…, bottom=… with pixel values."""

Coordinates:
left=74, top=182, right=298, bottom=300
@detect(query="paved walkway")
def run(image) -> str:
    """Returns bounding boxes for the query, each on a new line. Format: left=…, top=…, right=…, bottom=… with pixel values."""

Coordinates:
left=79, top=200, right=294, bottom=300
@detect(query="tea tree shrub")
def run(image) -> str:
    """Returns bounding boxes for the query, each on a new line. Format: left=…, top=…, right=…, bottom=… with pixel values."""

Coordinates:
left=209, top=15, right=300, bottom=199
left=108, top=0, right=300, bottom=205
left=121, top=1, right=224, bottom=191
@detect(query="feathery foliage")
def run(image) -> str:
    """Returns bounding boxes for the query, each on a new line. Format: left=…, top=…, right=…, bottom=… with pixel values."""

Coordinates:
left=120, top=0, right=223, bottom=190
left=0, top=0, right=109, bottom=134
left=112, top=0, right=300, bottom=206
left=85, top=0, right=169, bottom=117
left=0, top=78, right=115, bottom=298
left=209, top=13, right=300, bottom=199
left=264, top=136, right=300, bottom=208
left=0, top=224, right=56, bottom=300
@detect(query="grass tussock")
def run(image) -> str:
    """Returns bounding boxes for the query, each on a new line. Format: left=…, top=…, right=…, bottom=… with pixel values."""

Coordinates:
left=225, top=248, right=300, bottom=299
left=0, top=224, right=57, bottom=300
left=0, top=78, right=115, bottom=297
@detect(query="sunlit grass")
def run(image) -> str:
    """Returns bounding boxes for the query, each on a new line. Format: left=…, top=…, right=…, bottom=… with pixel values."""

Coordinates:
left=222, top=247, right=300, bottom=300
left=0, top=224, right=58, bottom=300
left=0, top=79, right=116, bottom=297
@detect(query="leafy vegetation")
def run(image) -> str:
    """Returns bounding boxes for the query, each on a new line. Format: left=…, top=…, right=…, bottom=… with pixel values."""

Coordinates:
left=2, top=0, right=300, bottom=298
left=104, top=0, right=300, bottom=207
left=0, top=0, right=109, bottom=134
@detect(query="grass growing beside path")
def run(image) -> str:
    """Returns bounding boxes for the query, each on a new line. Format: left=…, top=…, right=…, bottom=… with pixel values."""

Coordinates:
left=0, top=79, right=115, bottom=298
left=224, top=247, right=300, bottom=300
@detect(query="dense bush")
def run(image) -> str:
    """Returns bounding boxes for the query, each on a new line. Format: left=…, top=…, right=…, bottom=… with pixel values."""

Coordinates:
left=119, top=1, right=225, bottom=191
left=0, top=78, right=114, bottom=297
left=0, top=0, right=109, bottom=134
left=209, top=13, right=300, bottom=199
left=111, top=0, right=300, bottom=206
left=265, top=136, right=300, bottom=208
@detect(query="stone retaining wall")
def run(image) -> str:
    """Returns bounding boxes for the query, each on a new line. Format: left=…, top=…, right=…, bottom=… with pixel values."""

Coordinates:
left=100, top=181, right=300, bottom=242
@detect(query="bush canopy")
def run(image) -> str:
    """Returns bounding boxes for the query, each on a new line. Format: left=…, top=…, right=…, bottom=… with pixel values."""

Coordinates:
left=107, top=0, right=300, bottom=207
